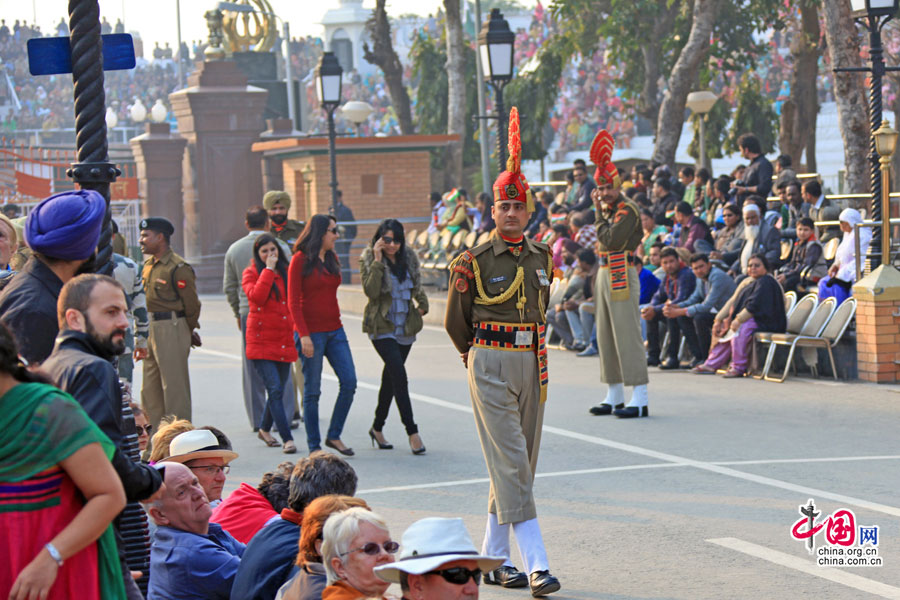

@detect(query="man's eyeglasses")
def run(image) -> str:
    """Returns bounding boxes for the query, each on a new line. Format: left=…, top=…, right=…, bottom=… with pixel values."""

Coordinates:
left=381, top=236, right=400, bottom=245
left=136, top=425, right=152, bottom=435
left=425, top=567, right=483, bottom=585
left=188, top=465, right=230, bottom=476
left=339, top=540, right=400, bottom=557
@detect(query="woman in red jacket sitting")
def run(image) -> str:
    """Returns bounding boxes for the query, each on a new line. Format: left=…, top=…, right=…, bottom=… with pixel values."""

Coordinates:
left=243, top=234, right=298, bottom=454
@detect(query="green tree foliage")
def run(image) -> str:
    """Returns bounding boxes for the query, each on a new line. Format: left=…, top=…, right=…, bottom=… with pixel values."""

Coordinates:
left=547, top=0, right=783, bottom=130
left=687, top=98, right=730, bottom=161
left=725, top=73, right=778, bottom=155
left=504, top=47, right=565, bottom=161
left=409, top=32, right=481, bottom=168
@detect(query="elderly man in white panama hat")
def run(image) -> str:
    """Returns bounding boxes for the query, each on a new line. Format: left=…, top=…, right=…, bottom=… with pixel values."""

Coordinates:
left=374, top=518, right=504, bottom=600
left=164, top=429, right=238, bottom=507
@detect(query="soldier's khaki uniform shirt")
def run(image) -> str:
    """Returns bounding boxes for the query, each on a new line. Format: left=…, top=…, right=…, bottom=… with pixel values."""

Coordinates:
left=272, top=219, right=305, bottom=252
left=142, top=248, right=200, bottom=329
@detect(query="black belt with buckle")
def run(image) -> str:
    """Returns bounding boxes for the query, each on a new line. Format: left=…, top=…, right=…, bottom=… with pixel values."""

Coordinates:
left=151, top=310, right=186, bottom=321
left=473, top=322, right=536, bottom=350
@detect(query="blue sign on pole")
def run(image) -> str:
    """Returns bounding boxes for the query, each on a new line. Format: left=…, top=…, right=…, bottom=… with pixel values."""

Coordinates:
left=27, top=34, right=136, bottom=76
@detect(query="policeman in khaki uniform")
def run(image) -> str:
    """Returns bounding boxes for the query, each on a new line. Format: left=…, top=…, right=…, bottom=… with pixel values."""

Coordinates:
left=445, top=108, right=560, bottom=597
left=263, top=190, right=305, bottom=249
left=585, top=129, right=650, bottom=419
left=139, top=217, right=201, bottom=432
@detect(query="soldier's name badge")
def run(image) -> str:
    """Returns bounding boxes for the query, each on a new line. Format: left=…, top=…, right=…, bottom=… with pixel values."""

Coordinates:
left=155, top=278, right=167, bottom=285
left=516, top=331, right=533, bottom=346
left=536, top=269, right=550, bottom=286
left=489, top=275, right=506, bottom=284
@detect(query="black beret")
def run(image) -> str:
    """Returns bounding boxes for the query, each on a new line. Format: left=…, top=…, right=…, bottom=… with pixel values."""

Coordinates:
left=140, top=217, right=175, bottom=236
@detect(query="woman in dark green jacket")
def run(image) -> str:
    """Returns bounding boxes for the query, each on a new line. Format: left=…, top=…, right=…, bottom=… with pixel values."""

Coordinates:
left=359, top=219, right=429, bottom=454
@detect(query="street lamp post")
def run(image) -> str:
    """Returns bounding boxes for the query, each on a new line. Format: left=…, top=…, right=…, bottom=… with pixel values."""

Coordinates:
left=478, top=8, right=515, bottom=173
left=301, top=163, right=314, bottom=222
left=874, top=119, right=899, bottom=265
left=839, top=0, right=900, bottom=269
left=685, top=90, right=718, bottom=173
left=316, top=52, right=343, bottom=213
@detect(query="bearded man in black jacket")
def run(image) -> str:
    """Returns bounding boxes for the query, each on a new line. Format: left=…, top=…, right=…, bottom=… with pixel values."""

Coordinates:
left=43, top=273, right=163, bottom=599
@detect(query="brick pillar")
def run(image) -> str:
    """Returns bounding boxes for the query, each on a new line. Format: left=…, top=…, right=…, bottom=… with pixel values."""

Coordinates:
left=853, top=264, right=900, bottom=383
left=129, top=123, right=188, bottom=253
left=169, top=60, right=268, bottom=292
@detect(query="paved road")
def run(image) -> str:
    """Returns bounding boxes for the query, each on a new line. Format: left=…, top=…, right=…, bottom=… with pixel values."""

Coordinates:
left=137, top=294, right=900, bottom=599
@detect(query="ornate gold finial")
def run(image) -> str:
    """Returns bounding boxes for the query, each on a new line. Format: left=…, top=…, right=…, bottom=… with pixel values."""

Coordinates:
left=204, top=9, right=227, bottom=60
left=222, top=0, right=278, bottom=53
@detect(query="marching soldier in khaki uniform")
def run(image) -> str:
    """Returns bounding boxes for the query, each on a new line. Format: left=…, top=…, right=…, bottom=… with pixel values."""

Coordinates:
left=586, top=129, right=650, bottom=418
left=139, top=217, right=201, bottom=432
left=445, top=108, right=560, bottom=597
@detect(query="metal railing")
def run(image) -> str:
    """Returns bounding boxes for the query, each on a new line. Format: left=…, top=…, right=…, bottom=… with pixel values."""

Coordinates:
left=853, top=219, right=900, bottom=282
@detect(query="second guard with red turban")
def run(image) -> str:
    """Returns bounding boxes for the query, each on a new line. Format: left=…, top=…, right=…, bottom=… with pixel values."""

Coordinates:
left=444, top=108, right=560, bottom=596
left=586, top=129, right=650, bottom=418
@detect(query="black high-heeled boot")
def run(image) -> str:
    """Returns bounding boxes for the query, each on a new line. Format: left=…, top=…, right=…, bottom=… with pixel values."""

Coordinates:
left=368, top=428, right=393, bottom=450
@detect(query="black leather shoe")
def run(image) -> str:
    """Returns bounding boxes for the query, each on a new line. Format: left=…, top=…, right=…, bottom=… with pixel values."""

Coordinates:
left=484, top=565, right=528, bottom=588
left=646, top=357, right=660, bottom=367
left=589, top=402, right=623, bottom=416
left=614, top=406, right=649, bottom=418
left=659, top=359, right=680, bottom=370
left=529, top=570, right=561, bottom=596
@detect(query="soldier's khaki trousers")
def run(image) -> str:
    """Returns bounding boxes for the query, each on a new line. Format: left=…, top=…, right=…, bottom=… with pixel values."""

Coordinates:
left=142, top=316, right=192, bottom=430
left=468, top=346, right=544, bottom=525
left=595, top=266, right=649, bottom=386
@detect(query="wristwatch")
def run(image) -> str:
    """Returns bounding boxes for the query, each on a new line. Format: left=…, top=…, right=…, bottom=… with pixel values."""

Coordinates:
left=45, top=542, right=64, bottom=567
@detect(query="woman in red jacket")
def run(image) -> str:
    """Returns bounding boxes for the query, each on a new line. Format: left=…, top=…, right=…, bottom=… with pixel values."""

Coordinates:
left=243, top=234, right=298, bottom=453
left=289, top=215, right=357, bottom=455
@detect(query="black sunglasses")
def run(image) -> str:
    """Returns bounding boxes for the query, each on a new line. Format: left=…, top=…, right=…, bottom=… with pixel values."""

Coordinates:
left=425, top=567, right=482, bottom=585
left=328, top=227, right=339, bottom=235
left=136, top=425, right=152, bottom=435
left=340, top=540, right=400, bottom=557
left=381, top=236, right=400, bottom=245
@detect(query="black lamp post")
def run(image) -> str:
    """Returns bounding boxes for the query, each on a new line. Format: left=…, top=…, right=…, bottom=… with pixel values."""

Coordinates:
left=67, top=0, right=119, bottom=275
left=838, top=0, right=900, bottom=269
left=316, top=51, right=343, bottom=213
left=478, top=8, right=515, bottom=173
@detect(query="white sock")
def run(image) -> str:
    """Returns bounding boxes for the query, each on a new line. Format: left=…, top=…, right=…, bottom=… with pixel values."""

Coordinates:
left=482, top=512, right=514, bottom=568
left=628, top=384, right=648, bottom=408
left=602, top=383, right=625, bottom=406
left=512, top=518, right=550, bottom=574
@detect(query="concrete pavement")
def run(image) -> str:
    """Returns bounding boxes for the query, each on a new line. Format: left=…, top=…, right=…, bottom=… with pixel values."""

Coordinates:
left=137, top=293, right=900, bottom=599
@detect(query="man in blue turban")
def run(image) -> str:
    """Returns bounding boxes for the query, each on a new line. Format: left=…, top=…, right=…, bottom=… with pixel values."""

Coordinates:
left=0, top=189, right=106, bottom=363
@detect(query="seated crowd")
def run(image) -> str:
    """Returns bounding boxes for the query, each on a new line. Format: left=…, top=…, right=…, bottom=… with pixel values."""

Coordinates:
left=530, top=134, right=863, bottom=377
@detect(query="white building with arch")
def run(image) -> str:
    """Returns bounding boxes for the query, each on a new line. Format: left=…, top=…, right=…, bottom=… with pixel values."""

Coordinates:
left=321, top=0, right=374, bottom=76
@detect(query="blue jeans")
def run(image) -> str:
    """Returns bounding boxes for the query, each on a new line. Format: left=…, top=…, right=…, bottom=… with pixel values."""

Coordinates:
left=296, top=328, right=357, bottom=451
left=251, top=359, right=293, bottom=443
